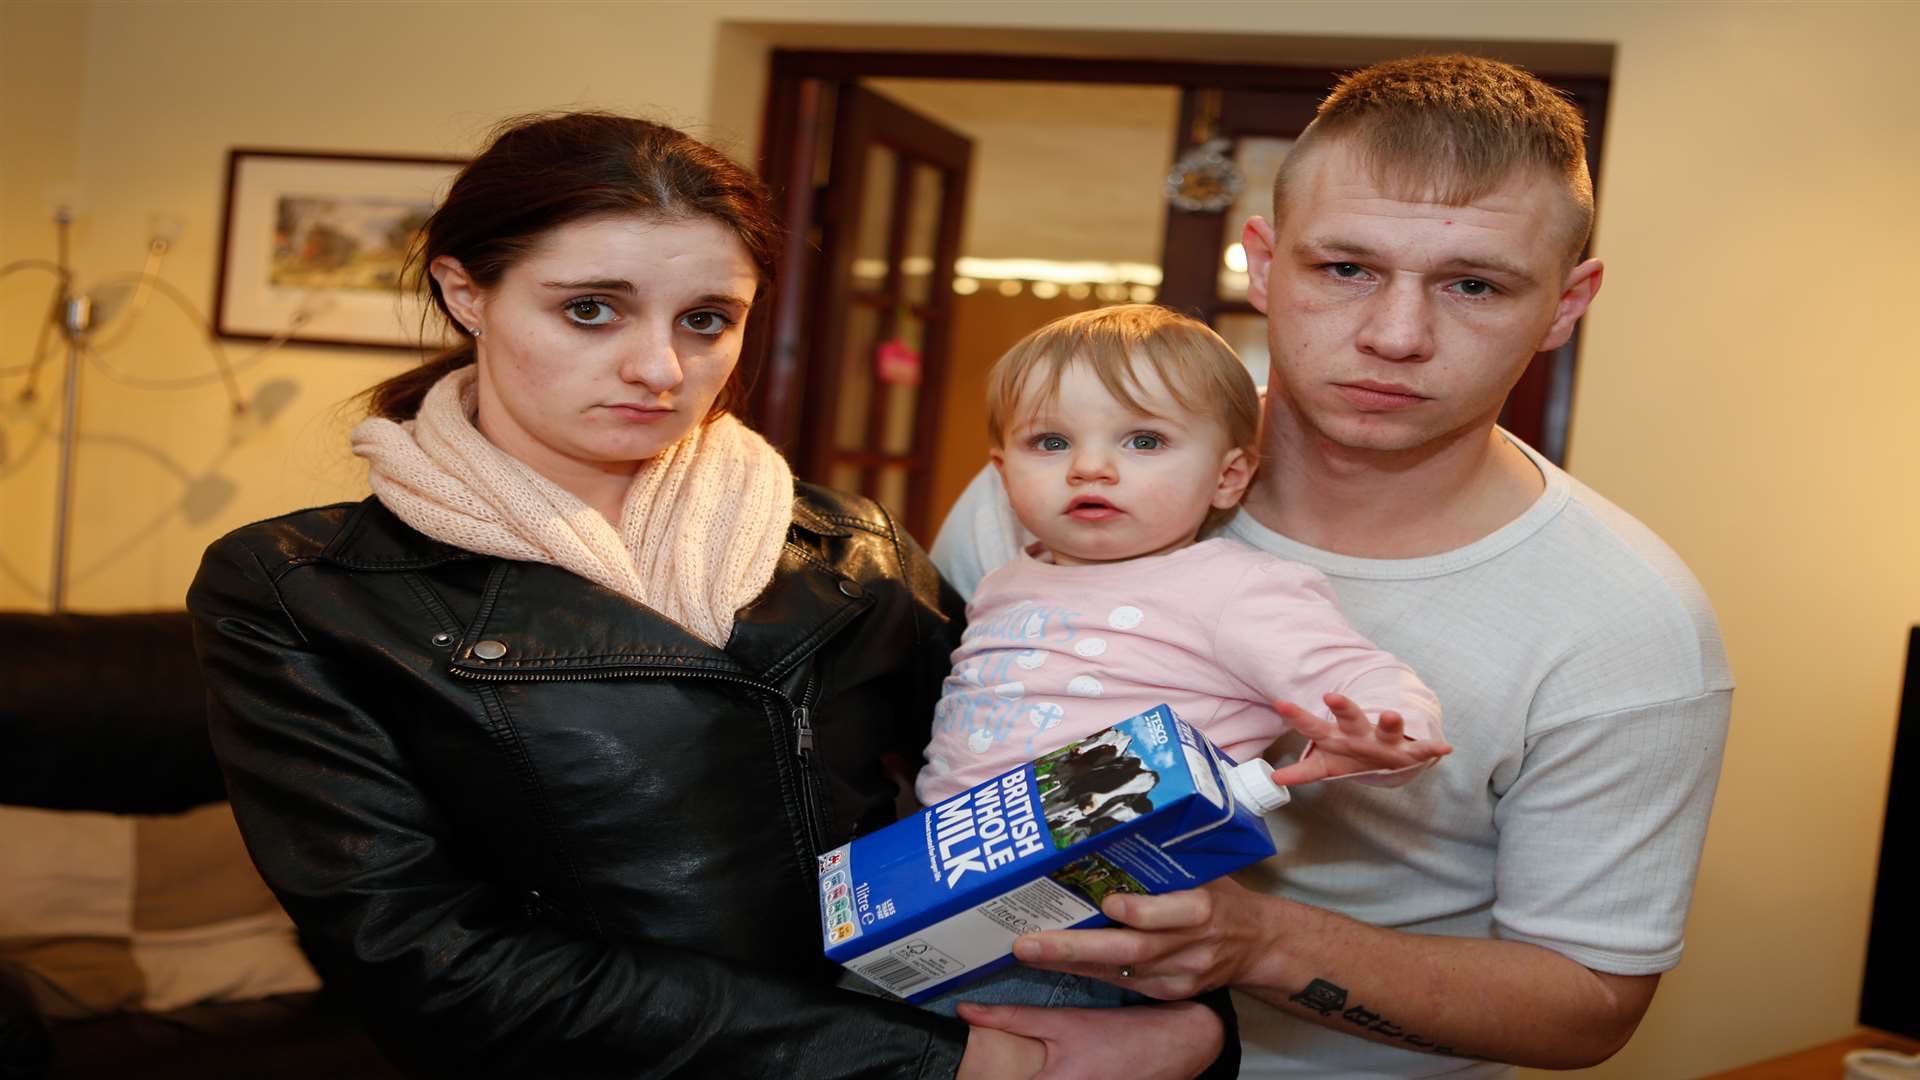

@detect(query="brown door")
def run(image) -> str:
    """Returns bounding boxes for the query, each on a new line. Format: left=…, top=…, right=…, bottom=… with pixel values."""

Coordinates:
left=754, top=82, right=972, bottom=539
left=1157, top=81, right=1607, bottom=465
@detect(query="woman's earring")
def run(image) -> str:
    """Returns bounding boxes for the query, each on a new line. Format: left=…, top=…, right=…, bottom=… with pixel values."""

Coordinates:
left=469, top=326, right=483, bottom=338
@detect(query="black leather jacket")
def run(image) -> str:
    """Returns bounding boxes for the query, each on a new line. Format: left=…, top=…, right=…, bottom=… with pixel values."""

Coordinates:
left=188, top=484, right=970, bottom=1078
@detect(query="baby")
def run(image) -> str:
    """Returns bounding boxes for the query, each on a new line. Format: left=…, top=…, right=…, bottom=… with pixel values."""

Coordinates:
left=915, top=304, right=1450, bottom=1014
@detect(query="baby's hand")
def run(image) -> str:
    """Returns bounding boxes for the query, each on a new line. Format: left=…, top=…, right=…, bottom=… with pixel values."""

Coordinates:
left=1268, top=692, right=1452, bottom=785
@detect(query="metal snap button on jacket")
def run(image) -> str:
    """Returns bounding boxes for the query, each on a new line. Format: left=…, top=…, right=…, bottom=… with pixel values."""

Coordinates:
left=472, top=639, right=508, bottom=661
left=431, top=632, right=454, bottom=647
left=837, top=579, right=864, bottom=599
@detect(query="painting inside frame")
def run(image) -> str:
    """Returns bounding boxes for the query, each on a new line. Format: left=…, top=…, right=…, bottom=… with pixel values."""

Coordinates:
left=215, top=150, right=464, bottom=350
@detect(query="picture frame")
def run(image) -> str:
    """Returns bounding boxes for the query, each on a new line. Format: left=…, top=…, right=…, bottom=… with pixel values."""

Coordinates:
left=213, top=148, right=466, bottom=350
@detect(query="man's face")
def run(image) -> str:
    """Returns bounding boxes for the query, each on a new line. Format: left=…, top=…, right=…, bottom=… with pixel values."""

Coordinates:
left=1246, top=138, right=1601, bottom=455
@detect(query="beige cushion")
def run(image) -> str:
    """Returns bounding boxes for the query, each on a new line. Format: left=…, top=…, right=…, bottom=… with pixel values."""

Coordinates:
left=2, top=940, right=144, bottom=1017
left=134, top=803, right=283, bottom=931
left=0, top=802, right=319, bottom=1017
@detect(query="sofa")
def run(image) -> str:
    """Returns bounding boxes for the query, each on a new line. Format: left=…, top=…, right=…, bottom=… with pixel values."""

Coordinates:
left=0, top=610, right=403, bottom=1080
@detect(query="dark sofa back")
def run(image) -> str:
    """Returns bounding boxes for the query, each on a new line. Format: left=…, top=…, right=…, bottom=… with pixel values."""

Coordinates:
left=0, top=611, right=224, bottom=814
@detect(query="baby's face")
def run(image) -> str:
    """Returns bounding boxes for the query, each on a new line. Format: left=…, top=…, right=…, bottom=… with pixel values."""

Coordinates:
left=993, top=358, right=1249, bottom=566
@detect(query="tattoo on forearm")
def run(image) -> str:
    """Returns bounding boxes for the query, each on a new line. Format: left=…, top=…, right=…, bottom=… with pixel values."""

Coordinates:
left=1287, top=978, right=1456, bottom=1054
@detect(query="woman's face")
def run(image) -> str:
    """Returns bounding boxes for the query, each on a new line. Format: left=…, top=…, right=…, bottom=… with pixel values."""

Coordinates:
left=436, top=213, right=759, bottom=492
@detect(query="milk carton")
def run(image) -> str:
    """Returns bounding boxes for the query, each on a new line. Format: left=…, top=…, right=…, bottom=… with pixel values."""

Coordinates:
left=817, top=704, right=1287, bottom=1003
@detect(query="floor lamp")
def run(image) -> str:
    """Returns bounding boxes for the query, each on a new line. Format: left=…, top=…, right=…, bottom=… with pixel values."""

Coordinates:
left=1, top=207, right=302, bottom=612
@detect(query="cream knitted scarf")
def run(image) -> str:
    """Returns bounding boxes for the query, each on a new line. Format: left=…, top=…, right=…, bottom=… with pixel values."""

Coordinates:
left=350, top=367, right=793, bottom=648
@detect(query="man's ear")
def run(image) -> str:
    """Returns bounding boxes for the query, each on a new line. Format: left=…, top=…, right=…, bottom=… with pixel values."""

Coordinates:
left=1538, top=258, right=1604, bottom=352
left=429, top=255, right=485, bottom=333
left=1212, top=447, right=1255, bottom=510
left=1242, top=216, right=1278, bottom=316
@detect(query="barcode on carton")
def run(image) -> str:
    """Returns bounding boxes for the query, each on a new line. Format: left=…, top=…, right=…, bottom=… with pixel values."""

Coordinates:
left=852, top=954, right=930, bottom=995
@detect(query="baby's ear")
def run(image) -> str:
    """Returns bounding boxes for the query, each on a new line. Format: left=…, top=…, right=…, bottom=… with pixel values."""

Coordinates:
left=1212, top=447, right=1255, bottom=509
left=989, top=448, right=1006, bottom=477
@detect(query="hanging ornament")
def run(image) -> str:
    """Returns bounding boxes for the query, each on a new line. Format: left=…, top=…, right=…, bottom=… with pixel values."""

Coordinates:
left=1164, top=89, right=1244, bottom=213
left=875, top=338, right=921, bottom=386
left=1165, top=138, right=1244, bottom=213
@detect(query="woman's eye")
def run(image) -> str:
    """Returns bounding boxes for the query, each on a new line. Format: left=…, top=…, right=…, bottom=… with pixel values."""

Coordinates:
left=1125, top=433, right=1163, bottom=451
left=1034, top=434, right=1069, bottom=452
left=680, top=310, right=733, bottom=336
left=564, top=298, right=616, bottom=326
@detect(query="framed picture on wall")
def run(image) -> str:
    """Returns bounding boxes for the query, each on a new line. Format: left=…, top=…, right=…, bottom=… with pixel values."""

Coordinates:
left=213, top=148, right=465, bottom=350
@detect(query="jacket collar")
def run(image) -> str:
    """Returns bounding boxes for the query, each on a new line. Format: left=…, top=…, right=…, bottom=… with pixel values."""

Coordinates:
left=320, top=496, right=855, bottom=567
left=445, top=548, right=870, bottom=683
left=323, top=498, right=872, bottom=683
left=318, top=499, right=485, bottom=569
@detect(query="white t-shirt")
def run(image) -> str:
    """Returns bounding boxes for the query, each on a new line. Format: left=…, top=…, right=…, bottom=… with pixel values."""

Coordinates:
left=930, top=435, right=1732, bottom=1079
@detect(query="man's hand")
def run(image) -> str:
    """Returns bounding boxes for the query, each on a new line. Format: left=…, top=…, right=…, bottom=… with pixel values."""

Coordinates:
left=1010, top=869, right=1661, bottom=1068
left=957, top=1000, right=1223, bottom=1080
left=1011, top=878, right=1272, bottom=1000
left=1270, top=692, right=1451, bottom=785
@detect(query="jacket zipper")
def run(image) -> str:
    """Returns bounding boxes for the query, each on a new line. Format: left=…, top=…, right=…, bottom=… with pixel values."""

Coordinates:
left=790, top=674, right=827, bottom=855
left=451, top=663, right=832, bottom=855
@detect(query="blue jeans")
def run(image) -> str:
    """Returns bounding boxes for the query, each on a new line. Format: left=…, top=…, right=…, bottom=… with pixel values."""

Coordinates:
left=915, top=964, right=1152, bottom=1016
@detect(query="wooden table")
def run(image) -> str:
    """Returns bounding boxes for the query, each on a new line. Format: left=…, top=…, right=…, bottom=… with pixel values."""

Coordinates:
left=1701, top=1029, right=1920, bottom=1079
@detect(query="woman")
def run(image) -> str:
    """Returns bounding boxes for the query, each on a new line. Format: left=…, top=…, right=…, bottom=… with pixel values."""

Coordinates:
left=188, top=113, right=1226, bottom=1078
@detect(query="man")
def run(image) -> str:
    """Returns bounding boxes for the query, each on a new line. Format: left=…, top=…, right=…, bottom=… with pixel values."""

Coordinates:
left=938, top=55, right=1731, bottom=1075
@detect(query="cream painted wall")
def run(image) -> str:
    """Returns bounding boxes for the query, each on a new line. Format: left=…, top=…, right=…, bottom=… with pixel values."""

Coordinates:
left=3, top=2, right=1917, bottom=1076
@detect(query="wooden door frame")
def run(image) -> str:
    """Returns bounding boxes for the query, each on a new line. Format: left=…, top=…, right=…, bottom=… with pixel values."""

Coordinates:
left=753, top=49, right=1610, bottom=465
left=805, top=85, right=972, bottom=535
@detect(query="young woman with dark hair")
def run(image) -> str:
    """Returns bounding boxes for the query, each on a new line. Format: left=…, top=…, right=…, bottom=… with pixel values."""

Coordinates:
left=187, top=112, right=1229, bottom=1079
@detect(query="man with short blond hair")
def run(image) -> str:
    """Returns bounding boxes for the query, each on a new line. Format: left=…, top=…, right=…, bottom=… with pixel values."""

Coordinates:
left=938, top=54, right=1730, bottom=1075
left=1275, top=53, right=1596, bottom=262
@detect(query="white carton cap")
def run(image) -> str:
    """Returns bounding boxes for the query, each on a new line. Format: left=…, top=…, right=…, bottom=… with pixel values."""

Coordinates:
left=1226, top=760, right=1291, bottom=814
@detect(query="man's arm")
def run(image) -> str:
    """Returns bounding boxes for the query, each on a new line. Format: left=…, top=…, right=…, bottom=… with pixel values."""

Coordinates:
left=1009, top=879, right=1656, bottom=1069
left=1012, top=690, right=1730, bottom=1069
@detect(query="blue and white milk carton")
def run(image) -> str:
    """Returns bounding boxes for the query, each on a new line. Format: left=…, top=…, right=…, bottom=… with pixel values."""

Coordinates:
left=817, top=704, right=1288, bottom=1002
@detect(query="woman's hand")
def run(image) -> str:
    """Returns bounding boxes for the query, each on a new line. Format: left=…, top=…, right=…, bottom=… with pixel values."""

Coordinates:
left=957, top=1000, right=1223, bottom=1080
left=1011, top=877, right=1276, bottom=1000
left=956, top=1025, right=1046, bottom=1079
left=1270, top=692, right=1451, bottom=785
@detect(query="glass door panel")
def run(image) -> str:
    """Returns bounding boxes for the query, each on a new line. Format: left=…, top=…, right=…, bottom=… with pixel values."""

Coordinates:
left=831, top=304, right=881, bottom=452
left=902, top=162, right=945, bottom=307
left=855, top=146, right=898, bottom=272
left=874, top=466, right=911, bottom=524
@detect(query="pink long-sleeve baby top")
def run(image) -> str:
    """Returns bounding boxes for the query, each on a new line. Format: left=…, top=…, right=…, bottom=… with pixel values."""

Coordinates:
left=916, top=538, right=1443, bottom=804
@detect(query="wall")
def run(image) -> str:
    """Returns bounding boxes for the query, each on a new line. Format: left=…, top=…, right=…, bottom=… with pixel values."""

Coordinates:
left=2, top=2, right=1917, bottom=1076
